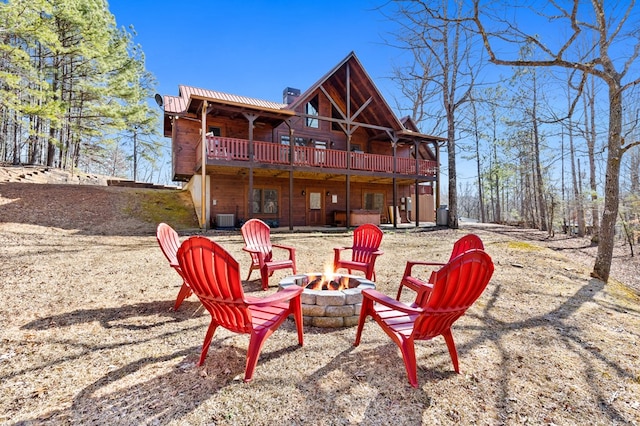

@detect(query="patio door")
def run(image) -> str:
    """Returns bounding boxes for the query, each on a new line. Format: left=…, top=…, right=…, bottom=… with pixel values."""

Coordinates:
left=306, top=188, right=325, bottom=226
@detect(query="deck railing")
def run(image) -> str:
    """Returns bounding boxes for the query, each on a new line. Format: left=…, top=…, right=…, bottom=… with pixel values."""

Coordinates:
left=198, top=136, right=437, bottom=177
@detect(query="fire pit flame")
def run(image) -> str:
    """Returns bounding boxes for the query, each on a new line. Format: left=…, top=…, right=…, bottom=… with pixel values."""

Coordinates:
left=279, top=272, right=376, bottom=328
left=304, top=263, right=350, bottom=290
left=305, top=275, right=350, bottom=291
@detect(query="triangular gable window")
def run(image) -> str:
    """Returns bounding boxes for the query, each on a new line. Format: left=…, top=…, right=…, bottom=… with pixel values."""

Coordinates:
left=306, top=95, right=319, bottom=128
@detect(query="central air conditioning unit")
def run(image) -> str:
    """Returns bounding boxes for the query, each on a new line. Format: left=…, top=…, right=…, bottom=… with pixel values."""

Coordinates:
left=216, top=214, right=235, bottom=228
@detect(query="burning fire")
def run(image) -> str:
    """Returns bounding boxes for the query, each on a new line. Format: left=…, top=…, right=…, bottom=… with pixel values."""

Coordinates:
left=305, top=262, right=350, bottom=290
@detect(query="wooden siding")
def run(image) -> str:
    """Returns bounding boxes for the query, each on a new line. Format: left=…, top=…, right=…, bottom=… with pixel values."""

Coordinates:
left=208, top=174, right=426, bottom=227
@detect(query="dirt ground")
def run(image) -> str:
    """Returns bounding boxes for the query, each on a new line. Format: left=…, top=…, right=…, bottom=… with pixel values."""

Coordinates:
left=1, top=180, right=639, bottom=425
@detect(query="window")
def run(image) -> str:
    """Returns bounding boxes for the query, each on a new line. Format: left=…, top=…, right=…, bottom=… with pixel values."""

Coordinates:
left=280, top=136, right=308, bottom=162
left=364, top=192, right=384, bottom=212
left=306, top=95, right=319, bottom=128
left=207, top=126, right=221, bottom=136
left=314, top=140, right=327, bottom=164
left=252, top=188, right=278, bottom=214
left=331, top=105, right=343, bottom=131
left=280, top=135, right=307, bottom=146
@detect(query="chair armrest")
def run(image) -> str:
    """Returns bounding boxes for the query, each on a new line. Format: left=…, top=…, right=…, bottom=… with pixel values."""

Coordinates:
left=272, top=244, right=296, bottom=255
left=248, top=286, right=303, bottom=307
left=362, top=289, right=422, bottom=315
left=400, top=276, right=434, bottom=293
left=333, top=246, right=353, bottom=260
left=403, top=260, right=445, bottom=278
left=334, top=246, right=352, bottom=252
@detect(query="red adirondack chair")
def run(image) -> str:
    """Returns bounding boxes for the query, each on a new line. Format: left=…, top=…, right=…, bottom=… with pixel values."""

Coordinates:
left=176, top=236, right=304, bottom=382
left=241, top=218, right=297, bottom=290
left=396, top=234, right=484, bottom=300
left=156, top=223, right=192, bottom=311
left=354, top=249, right=494, bottom=388
left=333, top=223, right=384, bottom=281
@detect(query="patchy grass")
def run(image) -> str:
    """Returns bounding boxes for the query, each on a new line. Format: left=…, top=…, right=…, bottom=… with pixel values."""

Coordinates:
left=605, top=279, right=640, bottom=303
left=124, top=189, right=199, bottom=230
left=506, top=240, right=545, bottom=251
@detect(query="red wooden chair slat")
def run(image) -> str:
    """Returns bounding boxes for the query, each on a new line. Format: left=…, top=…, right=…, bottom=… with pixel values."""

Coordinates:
left=333, top=224, right=384, bottom=281
left=156, top=223, right=193, bottom=311
left=396, top=234, right=485, bottom=300
left=177, top=236, right=304, bottom=382
left=354, top=249, right=494, bottom=388
left=241, top=219, right=297, bottom=290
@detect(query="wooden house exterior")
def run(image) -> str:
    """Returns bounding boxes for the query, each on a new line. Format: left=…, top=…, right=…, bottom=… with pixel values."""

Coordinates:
left=161, top=52, right=445, bottom=229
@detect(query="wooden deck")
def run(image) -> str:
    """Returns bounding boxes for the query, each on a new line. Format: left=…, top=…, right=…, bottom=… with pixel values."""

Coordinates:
left=197, top=136, right=437, bottom=178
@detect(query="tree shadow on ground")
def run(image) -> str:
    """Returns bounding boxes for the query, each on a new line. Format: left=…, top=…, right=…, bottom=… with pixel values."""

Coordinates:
left=13, top=313, right=306, bottom=425
left=21, top=300, right=205, bottom=331
left=9, top=254, right=638, bottom=423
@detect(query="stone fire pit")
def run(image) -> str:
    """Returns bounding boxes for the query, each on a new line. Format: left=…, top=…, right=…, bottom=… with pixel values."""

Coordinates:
left=278, top=273, right=376, bottom=328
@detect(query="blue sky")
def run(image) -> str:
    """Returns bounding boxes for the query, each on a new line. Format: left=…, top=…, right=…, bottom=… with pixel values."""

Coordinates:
left=109, top=0, right=402, bottom=110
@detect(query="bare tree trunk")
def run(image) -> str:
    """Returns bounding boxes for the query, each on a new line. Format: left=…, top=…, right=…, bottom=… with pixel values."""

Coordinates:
left=46, top=58, right=59, bottom=167
left=133, top=129, right=138, bottom=181
left=586, top=76, right=600, bottom=241
left=470, top=98, right=485, bottom=222
left=592, top=85, right=623, bottom=281
left=447, top=118, right=459, bottom=228
left=12, top=110, right=20, bottom=165
left=631, top=148, right=640, bottom=194
left=577, top=158, right=586, bottom=235
left=561, top=129, right=568, bottom=233
left=28, top=114, right=39, bottom=165
left=528, top=71, right=547, bottom=231
left=619, top=212, right=635, bottom=258
left=493, top=145, right=501, bottom=222
left=570, top=118, right=585, bottom=236
left=0, top=108, right=7, bottom=162
left=532, top=109, right=547, bottom=230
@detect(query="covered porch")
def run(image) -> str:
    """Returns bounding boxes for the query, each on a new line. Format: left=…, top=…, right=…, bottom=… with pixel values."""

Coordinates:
left=197, top=136, right=438, bottom=178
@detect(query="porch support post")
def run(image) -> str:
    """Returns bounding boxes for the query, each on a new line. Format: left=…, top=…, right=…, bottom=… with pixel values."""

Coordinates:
left=392, top=138, right=398, bottom=229
left=200, top=101, right=208, bottom=229
left=386, top=130, right=400, bottom=229
left=346, top=64, right=351, bottom=228
left=288, top=123, right=294, bottom=230
left=244, top=113, right=257, bottom=220
left=414, top=140, right=420, bottom=228
left=346, top=135, right=351, bottom=229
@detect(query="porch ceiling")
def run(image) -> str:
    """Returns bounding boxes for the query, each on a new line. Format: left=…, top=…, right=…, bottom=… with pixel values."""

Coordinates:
left=201, top=165, right=426, bottom=185
left=190, top=98, right=292, bottom=128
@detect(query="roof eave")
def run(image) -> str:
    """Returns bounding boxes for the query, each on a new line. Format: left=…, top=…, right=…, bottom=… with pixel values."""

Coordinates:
left=188, top=94, right=295, bottom=117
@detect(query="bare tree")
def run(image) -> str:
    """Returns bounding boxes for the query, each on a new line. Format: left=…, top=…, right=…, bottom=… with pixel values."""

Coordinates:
left=385, top=0, right=480, bottom=229
left=473, top=0, right=640, bottom=282
left=506, top=60, right=550, bottom=231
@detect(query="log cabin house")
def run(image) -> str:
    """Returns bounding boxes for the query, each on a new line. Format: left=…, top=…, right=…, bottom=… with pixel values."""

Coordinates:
left=161, top=52, right=445, bottom=230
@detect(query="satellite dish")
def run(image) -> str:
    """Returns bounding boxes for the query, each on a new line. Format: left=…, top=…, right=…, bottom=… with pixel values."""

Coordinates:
left=154, top=93, right=163, bottom=108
